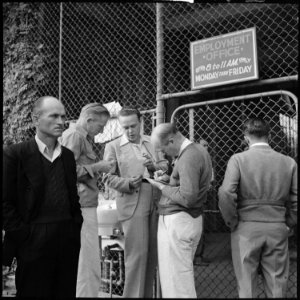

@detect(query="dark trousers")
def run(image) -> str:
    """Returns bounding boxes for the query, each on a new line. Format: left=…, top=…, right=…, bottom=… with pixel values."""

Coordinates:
left=15, top=220, right=81, bottom=298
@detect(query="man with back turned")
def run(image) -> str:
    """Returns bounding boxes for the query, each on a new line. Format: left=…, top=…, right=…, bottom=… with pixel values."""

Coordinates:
left=218, top=118, right=297, bottom=298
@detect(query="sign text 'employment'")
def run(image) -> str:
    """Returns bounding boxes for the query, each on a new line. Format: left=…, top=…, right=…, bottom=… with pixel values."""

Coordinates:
left=190, top=27, right=259, bottom=89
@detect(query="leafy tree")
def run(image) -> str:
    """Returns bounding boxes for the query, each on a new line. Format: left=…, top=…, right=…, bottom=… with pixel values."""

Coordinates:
left=3, top=3, right=53, bottom=145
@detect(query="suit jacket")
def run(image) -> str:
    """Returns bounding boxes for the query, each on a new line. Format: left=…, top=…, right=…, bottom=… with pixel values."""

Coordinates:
left=218, top=145, right=297, bottom=231
left=2, top=138, right=83, bottom=266
left=103, top=134, right=168, bottom=221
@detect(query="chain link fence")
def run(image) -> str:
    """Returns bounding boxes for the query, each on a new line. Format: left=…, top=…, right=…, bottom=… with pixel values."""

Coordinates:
left=171, top=91, right=297, bottom=298
left=59, top=3, right=157, bottom=120
left=9, top=2, right=157, bottom=143
left=3, top=2, right=298, bottom=298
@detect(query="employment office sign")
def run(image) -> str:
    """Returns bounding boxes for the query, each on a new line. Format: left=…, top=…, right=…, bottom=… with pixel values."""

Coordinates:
left=190, top=27, right=259, bottom=90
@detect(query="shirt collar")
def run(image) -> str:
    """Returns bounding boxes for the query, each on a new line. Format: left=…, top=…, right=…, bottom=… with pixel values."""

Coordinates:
left=74, top=122, right=89, bottom=138
left=250, top=142, right=269, bottom=148
left=35, top=134, right=62, bottom=156
left=120, top=133, right=148, bottom=146
left=178, top=138, right=193, bottom=157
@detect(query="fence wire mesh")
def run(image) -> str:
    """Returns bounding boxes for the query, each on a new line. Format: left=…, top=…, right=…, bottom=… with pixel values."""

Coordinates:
left=172, top=92, right=297, bottom=298
left=12, top=2, right=157, bottom=143
left=11, top=3, right=298, bottom=141
left=59, top=3, right=157, bottom=122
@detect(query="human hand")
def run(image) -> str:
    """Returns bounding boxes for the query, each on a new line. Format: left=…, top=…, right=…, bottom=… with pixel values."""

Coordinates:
left=142, top=154, right=155, bottom=171
left=2, top=265, right=11, bottom=275
left=93, top=160, right=116, bottom=174
left=144, top=178, right=166, bottom=190
left=129, top=175, right=143, bottom=189
left=154, top=170, right=170, bottom=183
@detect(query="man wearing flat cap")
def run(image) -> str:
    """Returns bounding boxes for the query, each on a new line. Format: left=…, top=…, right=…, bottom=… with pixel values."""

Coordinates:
left=61, top=103, right=115, bottom=297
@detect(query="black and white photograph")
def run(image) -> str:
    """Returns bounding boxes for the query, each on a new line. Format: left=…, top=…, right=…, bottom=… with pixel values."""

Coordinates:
left=3, top=1, right=297, bottom=298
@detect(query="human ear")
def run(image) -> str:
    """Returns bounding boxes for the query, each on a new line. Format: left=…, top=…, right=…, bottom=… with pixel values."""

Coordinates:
left=32, top=113, right=39, bottom=126
left=244, top=136, right=250, bottom=145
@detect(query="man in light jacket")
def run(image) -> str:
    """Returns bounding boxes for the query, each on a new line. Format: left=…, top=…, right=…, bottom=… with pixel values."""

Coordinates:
left=103, top=107, right=168, bottom=298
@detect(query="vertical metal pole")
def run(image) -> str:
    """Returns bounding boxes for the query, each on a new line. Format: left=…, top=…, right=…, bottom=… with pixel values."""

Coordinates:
left=152, top=111, right=155, bottom=129
left=109, top=260, right=113, bottom=298
left=189, top=108, right=194, bottom=141
left=59, top=2, right=63, bottom=101
left=155, top=6, right=163, bottom=297
left=156, top=3, right=165, bottom=125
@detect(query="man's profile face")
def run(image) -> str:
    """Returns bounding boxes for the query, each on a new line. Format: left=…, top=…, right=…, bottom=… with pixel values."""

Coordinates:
left=153, top=136, right=176, bottom=158
left=87, top=113, right=109, bottom=137
left=35, top=99, right=66, bottom=139
left=118, top=114, right=141, bottom=143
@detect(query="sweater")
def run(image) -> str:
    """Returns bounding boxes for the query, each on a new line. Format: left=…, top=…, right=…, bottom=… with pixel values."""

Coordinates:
left=32, top=154, right=72, bottom=223
left=158, top=143, right=212, bottom=218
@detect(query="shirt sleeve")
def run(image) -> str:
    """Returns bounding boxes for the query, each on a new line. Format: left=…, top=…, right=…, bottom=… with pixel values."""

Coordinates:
left=102, top=142, right=133, bottom=194
left=160, top=151, right=202, bottom=208
left=218, top=155, right=240, bottom=231
left=3, top=146, right=30, bottom=239
left=61, top=131, right=95, bottom=181
left=286, top=160, right=297, bottom=228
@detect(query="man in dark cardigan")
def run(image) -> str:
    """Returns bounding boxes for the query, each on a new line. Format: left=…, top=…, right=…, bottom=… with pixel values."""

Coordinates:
left=3, top=96, right=83, bottom=297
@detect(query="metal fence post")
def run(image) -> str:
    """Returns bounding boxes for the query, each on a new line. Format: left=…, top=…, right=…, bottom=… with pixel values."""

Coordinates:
left=189, top=108, right=194, bottom=141
left=156, top=3, right=165, bottom=126
left=155, top=6, right=163, bottom=298
left=59, top=2, right=63, bottom=101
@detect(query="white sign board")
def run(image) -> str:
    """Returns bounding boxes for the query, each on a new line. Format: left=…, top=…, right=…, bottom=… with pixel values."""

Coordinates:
left=190, top=27, right=259, bottom=89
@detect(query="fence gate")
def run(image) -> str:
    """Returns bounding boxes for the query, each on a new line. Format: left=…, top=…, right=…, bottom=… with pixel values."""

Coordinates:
left=171, top=90, right=297, bottom=298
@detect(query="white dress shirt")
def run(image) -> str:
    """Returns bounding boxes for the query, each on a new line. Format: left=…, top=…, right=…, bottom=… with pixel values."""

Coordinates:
left=250, top=142, right=269, bottom=148
left=35, top=135, right=62, bottom=162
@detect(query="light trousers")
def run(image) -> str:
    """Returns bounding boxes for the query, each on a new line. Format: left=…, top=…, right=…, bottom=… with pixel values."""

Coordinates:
left=76, top=207, right=101, bottom=298
left=158, top=212, right=202, bottom=298
left=231, top=221, right=289, bottom=298
left=121, top=182, right=158, bottom=298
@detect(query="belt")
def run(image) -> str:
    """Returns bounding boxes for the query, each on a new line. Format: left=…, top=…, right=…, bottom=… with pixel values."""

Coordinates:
left=142, top=178, right=151, bottom=184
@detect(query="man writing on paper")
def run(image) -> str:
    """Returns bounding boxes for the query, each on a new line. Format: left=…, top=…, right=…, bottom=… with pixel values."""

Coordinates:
left=147, top=122, right=212, bottom=298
